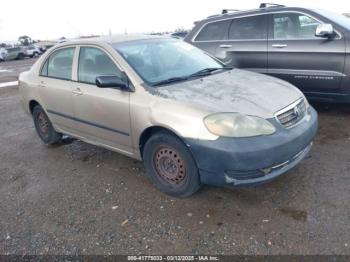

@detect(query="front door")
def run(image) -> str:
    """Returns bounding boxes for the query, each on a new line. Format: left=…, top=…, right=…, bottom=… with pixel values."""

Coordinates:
left=72, top=46, right=132, bottom=154
left=267, top=12, right=346, bottom=96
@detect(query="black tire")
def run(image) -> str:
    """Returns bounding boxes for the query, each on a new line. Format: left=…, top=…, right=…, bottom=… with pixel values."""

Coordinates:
left=17, top=53, right=24, bottom=60
left=32, top=105, right=62, bottom=145
left=143, top=132, right=201, bottom=197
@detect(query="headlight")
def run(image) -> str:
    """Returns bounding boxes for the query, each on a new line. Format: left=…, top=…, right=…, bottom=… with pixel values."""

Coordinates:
left=204, top=113, right=276, bottom=138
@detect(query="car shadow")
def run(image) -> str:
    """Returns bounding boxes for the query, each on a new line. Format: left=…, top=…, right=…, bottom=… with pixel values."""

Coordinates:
left=310, top=101, right=350, bottom=116
left=309, top=101, right=350, bottom=145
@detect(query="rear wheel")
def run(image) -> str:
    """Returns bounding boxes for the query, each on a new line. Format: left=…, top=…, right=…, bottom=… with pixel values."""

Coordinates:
left=32, top=105, right=62, bottom=145
left=17, top=53, right=24, bottom=60
left=143, top=132, right=201, bottom=197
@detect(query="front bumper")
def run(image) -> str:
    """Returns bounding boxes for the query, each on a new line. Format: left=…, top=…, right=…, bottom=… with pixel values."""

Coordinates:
left=185, top=106, right=318, bottom=187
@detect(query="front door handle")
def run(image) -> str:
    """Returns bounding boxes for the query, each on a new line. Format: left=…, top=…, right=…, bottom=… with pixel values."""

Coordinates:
left=219, top=44, right=233, bottom=48
left=272, top=44, right=288, bottom=48
left=72, top=88, right=83, bottom=96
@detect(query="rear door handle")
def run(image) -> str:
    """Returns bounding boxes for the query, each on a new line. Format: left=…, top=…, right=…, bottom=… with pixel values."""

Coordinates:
left=219, top=44, right=233, bottom=48
left=72, top=88, right=83, bottom=96
left=38, top=80, right=46, bottom=88
left=272, top=44, right=288, bottom=48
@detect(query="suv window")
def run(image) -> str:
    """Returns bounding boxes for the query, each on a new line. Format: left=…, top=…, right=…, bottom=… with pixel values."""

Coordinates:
left=195, top=20, right=231, bottom=41
left=78, top=47, right=121, bottom=84
left=7, top=48, right=20, bottom=52
left=44, top=47, right=75, bottom=80
left=273, top=13, right=321, bottom=39
left=229, top=15, right=267, bottom=40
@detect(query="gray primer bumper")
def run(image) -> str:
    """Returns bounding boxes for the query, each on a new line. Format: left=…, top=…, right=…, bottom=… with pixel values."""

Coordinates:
left=185, top=107, right=318, bottom=187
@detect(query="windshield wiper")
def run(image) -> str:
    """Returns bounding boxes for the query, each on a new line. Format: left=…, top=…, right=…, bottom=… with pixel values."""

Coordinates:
left=189, top=67, right=233, bottom=78
left=152, top=76, right=189, bottom=87
left=152, top=67, right=233, bottom=87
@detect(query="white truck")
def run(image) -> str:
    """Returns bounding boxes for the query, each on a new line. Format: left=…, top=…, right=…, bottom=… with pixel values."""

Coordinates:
left=25, top=45, right=41, bottom=58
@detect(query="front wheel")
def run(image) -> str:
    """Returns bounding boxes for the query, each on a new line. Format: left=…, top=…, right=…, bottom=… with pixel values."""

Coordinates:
left=32, top=105, right=62, bottom=145
left=143, top=132, right=201, bottom=197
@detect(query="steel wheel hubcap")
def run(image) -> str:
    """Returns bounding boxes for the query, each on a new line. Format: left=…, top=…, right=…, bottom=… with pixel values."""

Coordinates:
left=37, top=112, right=49, bottom=134
left=154, top=146, right=186, bottom=185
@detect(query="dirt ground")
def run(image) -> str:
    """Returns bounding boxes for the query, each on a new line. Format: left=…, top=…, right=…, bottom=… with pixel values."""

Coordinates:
left=0, top=59, right=349, bottom=255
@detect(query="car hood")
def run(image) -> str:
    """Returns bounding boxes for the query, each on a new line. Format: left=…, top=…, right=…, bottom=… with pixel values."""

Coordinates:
left=152, top=69, right=303, bottom=119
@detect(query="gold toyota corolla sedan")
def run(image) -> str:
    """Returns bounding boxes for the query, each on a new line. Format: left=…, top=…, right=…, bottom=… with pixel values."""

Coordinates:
left=19, top=35, right=318, bottom=197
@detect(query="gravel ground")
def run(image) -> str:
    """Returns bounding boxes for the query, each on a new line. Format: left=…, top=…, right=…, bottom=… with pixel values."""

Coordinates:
left=0, top=58, right=35, bottom=83
left=0, top=59, right=349, bottom=255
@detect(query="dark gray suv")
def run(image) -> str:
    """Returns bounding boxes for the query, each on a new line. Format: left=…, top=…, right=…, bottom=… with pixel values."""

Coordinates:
left=185, top=4, right=350, bottom=103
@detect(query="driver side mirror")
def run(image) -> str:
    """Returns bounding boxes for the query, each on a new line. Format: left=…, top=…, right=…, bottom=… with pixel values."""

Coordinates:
left=315, top=24, right=335, bottom=38
left=95, top=75, right=132, bottom=91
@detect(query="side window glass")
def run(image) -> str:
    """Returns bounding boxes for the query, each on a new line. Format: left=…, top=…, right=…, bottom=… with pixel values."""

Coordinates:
left=229, top=15, right=267, bottom=40
left=273, top=13, right=321, bottom=39
left=298, top=15, right=321, bottom=38
left=78, top=47, right=122, bottom=84
left=195, top=20, right=231, bottom=41
left=47, top=47, right=75, bottom=80
left=40, top=59, right=48, bottom=76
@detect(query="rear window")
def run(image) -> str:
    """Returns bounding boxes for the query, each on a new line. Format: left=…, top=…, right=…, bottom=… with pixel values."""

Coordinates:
left=41, top=47, right=75, bottom=80
left=40, top=59, right=48, bottom=76
left=195, top=20, right=231, bottom=41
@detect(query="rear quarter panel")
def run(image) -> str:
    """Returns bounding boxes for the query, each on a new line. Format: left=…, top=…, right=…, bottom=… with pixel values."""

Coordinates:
left=18, top=66, right=42, bottom=115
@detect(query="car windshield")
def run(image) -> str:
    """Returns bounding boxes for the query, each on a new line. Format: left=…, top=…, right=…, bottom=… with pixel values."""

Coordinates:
left=114, top=39, right=224, bottom=86
left=314, top=9, right=350, bottom=30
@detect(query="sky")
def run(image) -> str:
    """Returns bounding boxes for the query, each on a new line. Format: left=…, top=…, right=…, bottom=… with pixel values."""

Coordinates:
left=0, top=0, right=350, bottom=42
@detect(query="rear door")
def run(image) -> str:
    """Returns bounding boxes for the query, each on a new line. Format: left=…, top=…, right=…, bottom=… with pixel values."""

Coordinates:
left=267, top=12, right=346, bottom=95
left=38, top=46, right=77, bottom=134
left=214, top=14, right=268, bottom=73
left=191, top=19, right=231, bottom=55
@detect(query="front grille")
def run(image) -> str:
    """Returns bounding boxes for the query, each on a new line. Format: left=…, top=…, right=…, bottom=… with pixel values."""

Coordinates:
left=276, top=99, right=307, bottom=128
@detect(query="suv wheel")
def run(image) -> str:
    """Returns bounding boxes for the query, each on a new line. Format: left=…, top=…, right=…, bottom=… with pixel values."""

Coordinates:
left=32, top=105, right=62, bottom=145
left=143, top=132, right=201, bottom=197
left=17, top=53, right=24, bottom=60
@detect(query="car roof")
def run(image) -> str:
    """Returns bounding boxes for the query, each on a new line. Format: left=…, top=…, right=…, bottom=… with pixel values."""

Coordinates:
left=58, top=34, right=168, bottom=47
left=198, top=6, right=313, bottom=24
